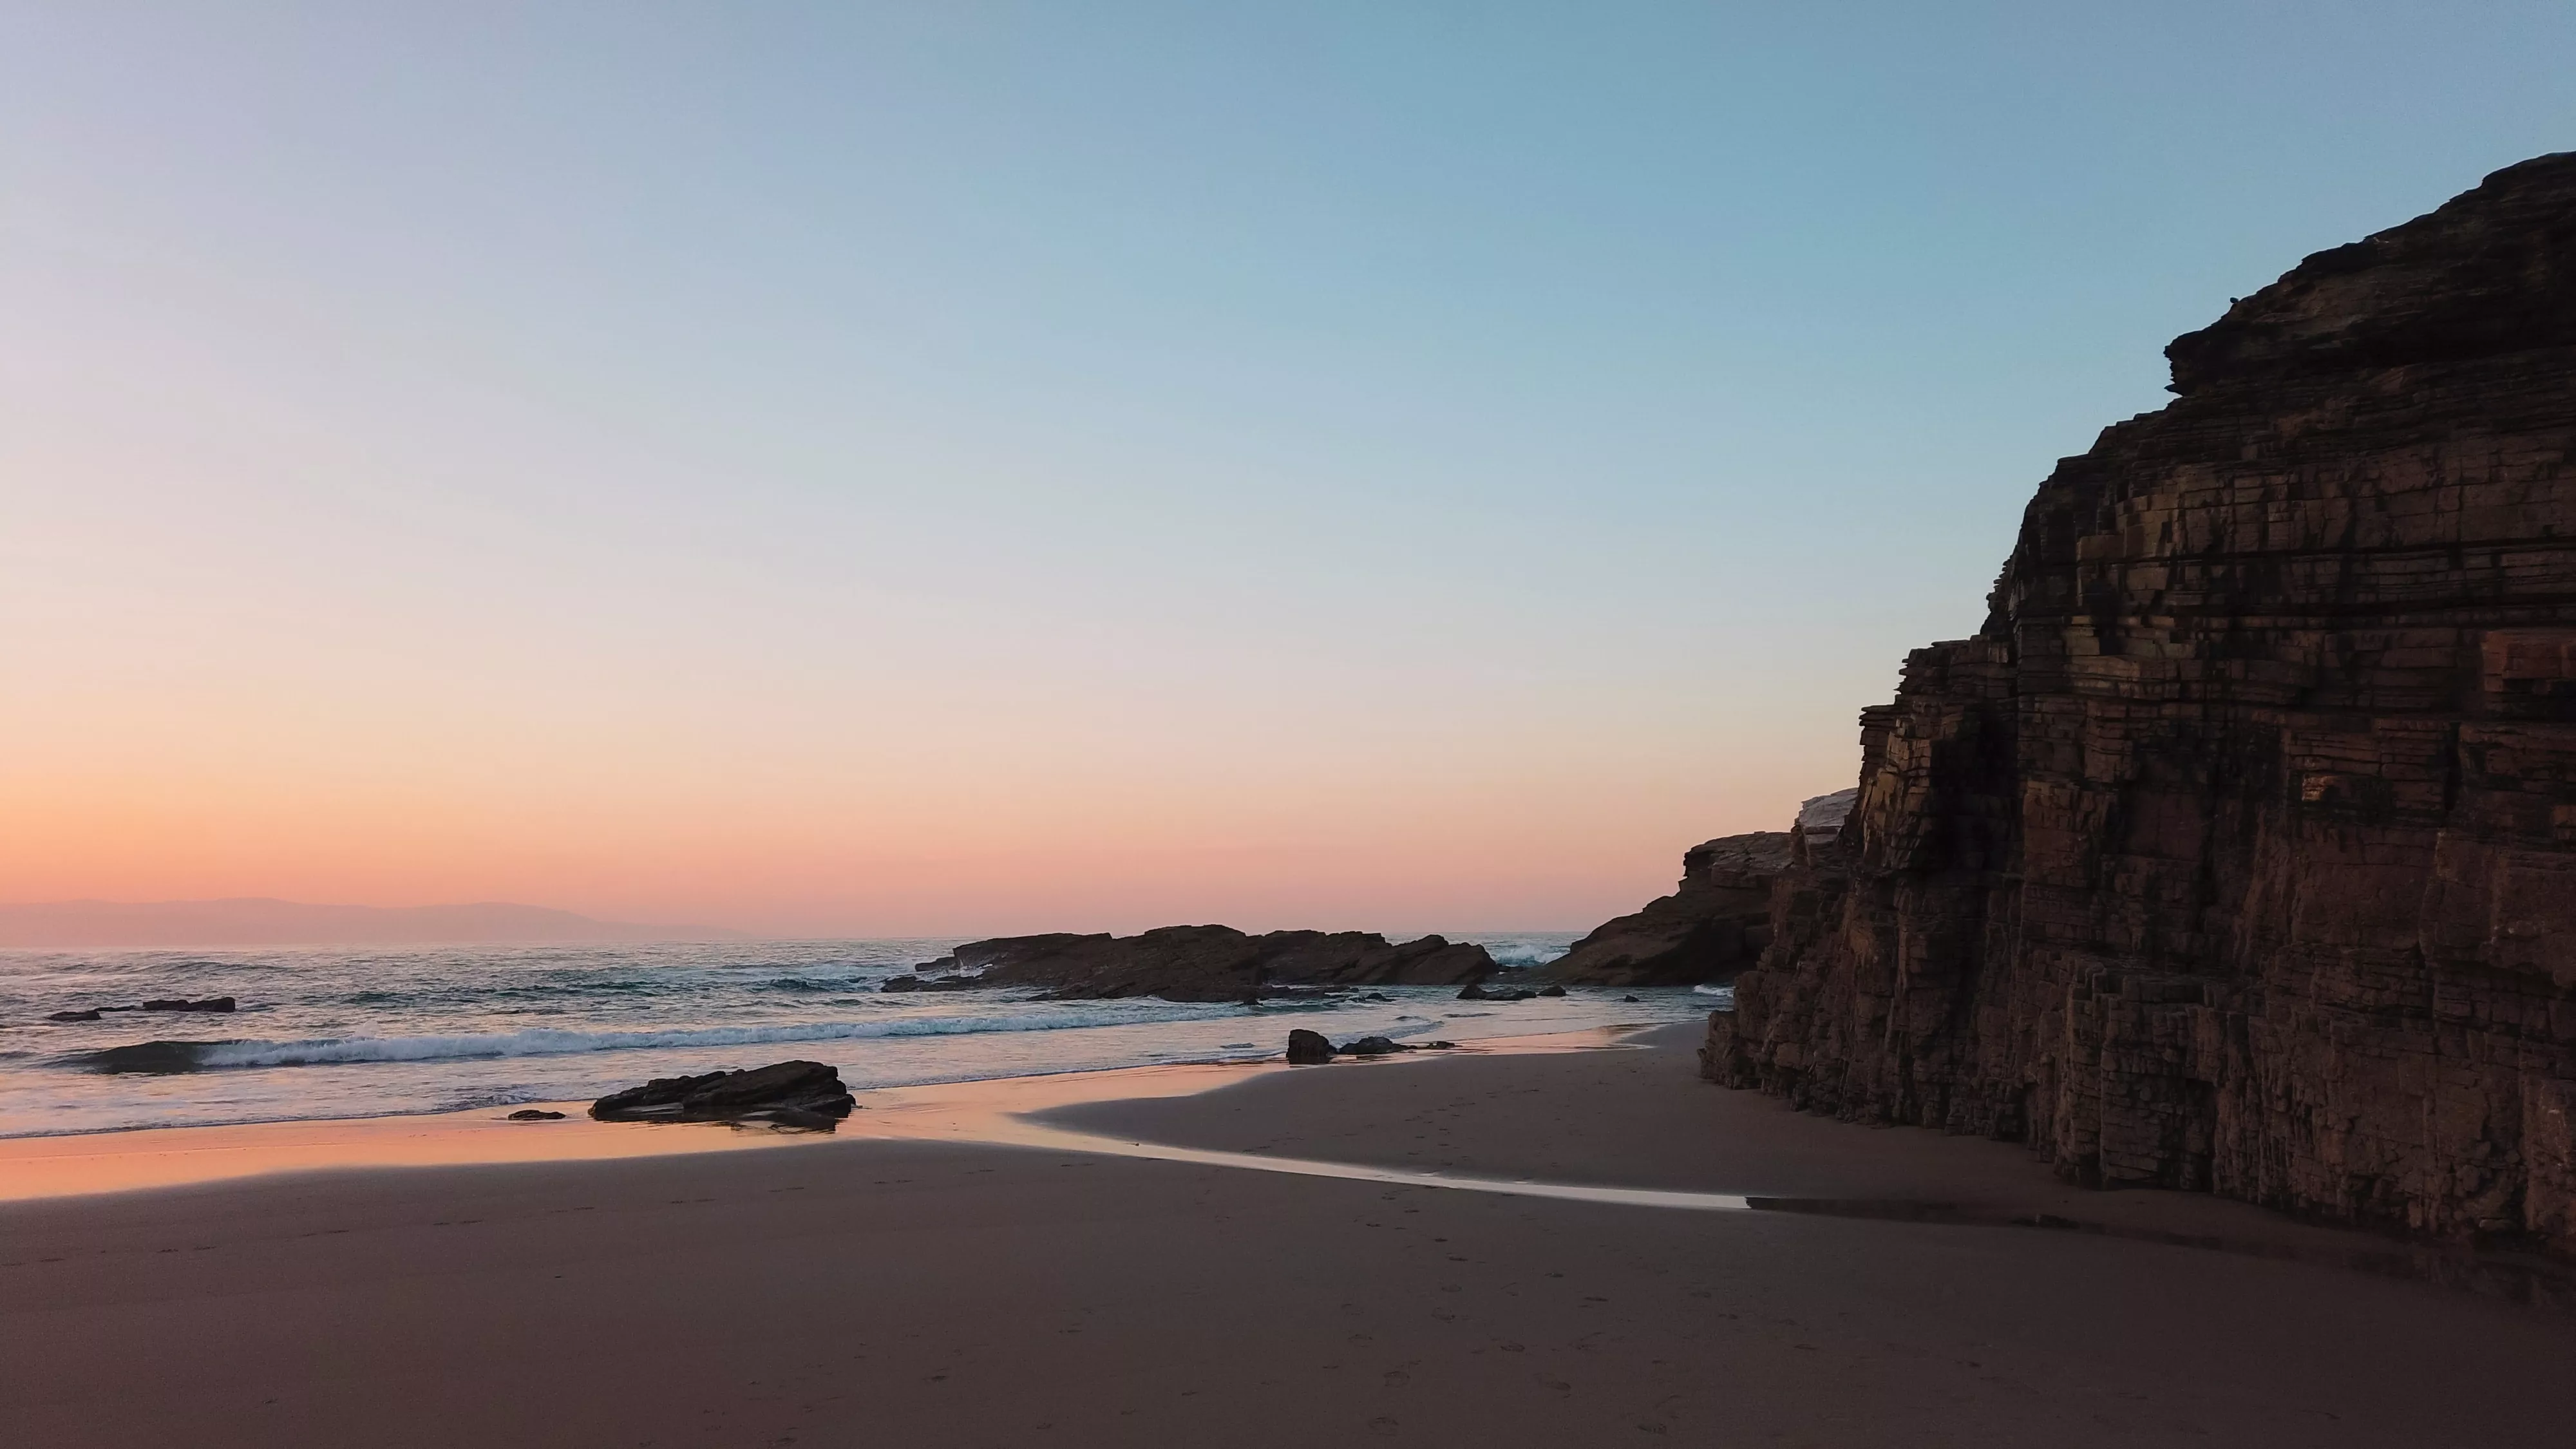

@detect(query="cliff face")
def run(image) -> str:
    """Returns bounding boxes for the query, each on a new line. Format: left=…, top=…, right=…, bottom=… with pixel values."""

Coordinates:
left=1705, top=153, right=2576, bottom=1257
left=1544, top=790, right=1859, bottom=985
left=1540, top=832, right=1792, bottom=985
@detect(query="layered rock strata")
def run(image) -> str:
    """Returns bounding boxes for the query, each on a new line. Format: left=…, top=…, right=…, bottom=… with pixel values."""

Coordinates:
left=925, top=925, right=1495, bottom=1003
left=1705, top=153, right=2576, bottom=1258
left=1541, top=832, right=1793, bottom=985
left=1544, top=788, right=1856, bottom=987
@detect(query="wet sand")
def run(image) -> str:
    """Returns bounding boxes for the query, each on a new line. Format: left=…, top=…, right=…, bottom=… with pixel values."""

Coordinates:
left=6, top=1023, right=2573, bottom=1446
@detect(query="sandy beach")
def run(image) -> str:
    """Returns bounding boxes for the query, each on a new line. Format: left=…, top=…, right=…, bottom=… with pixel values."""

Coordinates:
left=7, top=1023, right=2574, bottom=1448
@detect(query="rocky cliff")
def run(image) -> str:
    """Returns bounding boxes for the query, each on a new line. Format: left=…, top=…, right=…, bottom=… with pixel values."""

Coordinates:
left=1705, top=153, right=2576, bottom=1258
left=1539, top=833, right=1792, bottom=986
left=1543, top=790, right=1857, bottom=986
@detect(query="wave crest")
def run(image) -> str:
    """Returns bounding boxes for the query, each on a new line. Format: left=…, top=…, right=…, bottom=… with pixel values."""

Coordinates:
left=80, top=1006, right=1240, bottom=1074
left=1482, top=942, right=1571, bottom=967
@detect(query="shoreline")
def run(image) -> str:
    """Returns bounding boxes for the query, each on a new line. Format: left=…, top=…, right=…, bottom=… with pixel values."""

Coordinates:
left=12, top=1018, right=2573, bottom=1311
left=11, top=1020, right=2573, bottom=1309
left=0, top=949, right=1702, bottom=1139
left=12, top=1023, right=2576, bottom=1447
left=0, top=1024, right=1654, bottom=1203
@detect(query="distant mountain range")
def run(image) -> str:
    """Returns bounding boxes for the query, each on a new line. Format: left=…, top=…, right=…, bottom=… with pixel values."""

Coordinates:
left=0, top=898, right=743, bottom=949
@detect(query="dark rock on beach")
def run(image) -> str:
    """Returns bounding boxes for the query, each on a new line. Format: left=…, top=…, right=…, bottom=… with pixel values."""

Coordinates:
left=47, top=1009, right=102, bottom=1022
left=951, top=925, right=1495, bottom=1003
left=1457, top=982, right=1537, bottom=1001
left=506, top=1109, right=567, bottom=1121
left=1284, top=1029, right=1336, bottom=1065
left=590, top=1060, right=857, bottom=1128
left=1707, top=153, right=2576, bottom=1258
left=1286, top=1032, right=1454, bottom=1062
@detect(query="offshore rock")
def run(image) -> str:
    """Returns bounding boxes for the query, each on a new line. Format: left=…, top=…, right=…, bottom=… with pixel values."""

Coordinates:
left=950, top=925, right=1495, bottom=1003
left=1705, top=153, right=2576, bottom=1258
left=81, top=1041, right=225, bottom=1074
left=590, top=1061, right=857, bottom=1128
left=878, top=974, right=985, bottom=993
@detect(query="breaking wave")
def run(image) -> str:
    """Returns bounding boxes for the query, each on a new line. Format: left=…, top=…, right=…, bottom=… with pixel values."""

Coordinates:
left=1481, top=940, right=1572, bottom=968
left=82, top=1006, right=1240, bottom=1074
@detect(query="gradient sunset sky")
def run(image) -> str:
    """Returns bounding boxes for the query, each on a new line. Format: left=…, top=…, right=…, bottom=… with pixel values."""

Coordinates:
left=7, top=3, right=2572, bottom=936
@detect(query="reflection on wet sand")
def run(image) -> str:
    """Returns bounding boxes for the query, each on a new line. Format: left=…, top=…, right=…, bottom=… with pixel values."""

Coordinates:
left=0, top=1028, right=1642, bottom=1204
left=9, top=1024, right=2570, bottom=1311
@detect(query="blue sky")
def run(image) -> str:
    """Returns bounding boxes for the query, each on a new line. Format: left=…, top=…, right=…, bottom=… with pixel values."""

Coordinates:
left=5, top=3, right=2571, bottom=932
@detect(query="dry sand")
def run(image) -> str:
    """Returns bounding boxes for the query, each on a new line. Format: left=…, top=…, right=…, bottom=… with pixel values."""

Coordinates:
left=6, top=1023, right=2573, bottom=1447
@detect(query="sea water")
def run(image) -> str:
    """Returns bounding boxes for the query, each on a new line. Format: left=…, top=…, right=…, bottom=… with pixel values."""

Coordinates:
left=0, top=936, right=1716, bottom=1137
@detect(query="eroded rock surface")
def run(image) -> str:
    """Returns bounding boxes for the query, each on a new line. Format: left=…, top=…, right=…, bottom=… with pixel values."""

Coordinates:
left=1705, top=153, right=2576, bottom=1258
left=1542, top=832, right=1795, bottom=985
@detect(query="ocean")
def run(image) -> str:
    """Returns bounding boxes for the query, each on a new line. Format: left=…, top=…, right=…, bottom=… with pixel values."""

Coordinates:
left=0, top=936, right=1724, bottom=1137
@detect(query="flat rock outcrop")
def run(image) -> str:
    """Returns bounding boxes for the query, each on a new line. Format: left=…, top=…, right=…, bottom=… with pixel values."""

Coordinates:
left=590, top=1060, right=857, bottom=1128
left=1705, top=153, right=2576, bottom=1258
left=931, top=925, right=1494, bottom=1003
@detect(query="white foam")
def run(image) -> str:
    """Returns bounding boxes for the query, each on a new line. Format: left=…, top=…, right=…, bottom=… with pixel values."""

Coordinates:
left=193, top=1007, right=1240, bottom=1070
left=1481, top=942, right=1573, bottom=967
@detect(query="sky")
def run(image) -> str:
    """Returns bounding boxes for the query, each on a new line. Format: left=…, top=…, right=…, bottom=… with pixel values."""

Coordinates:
left=4, top=3, right=2571, bottom=937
